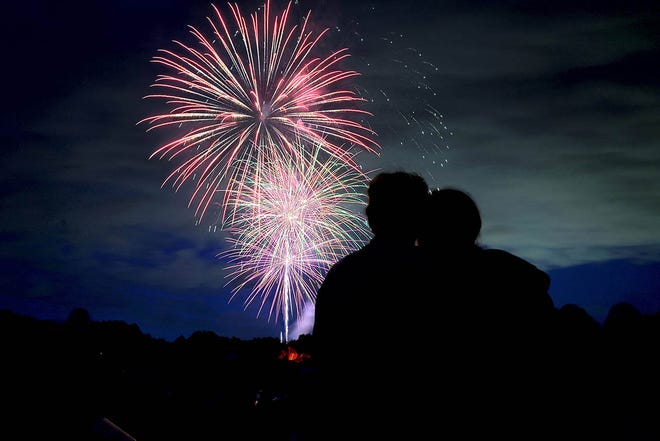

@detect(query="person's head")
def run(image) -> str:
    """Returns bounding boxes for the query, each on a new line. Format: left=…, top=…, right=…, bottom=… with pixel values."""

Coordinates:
left=365, top=171, right=429, bottom=242
left=418, top=187, right=481, bottom=250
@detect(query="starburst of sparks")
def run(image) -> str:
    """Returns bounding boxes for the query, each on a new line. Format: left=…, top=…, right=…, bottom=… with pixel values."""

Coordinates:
left=139, top=0, right=379, bottom=223
left=219, top=142, right=371, bottom=341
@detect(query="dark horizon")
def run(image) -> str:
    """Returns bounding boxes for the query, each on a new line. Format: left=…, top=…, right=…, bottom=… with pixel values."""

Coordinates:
left=3, top=298, right=658, bottom=440
left=3, top=256, right=659, bottom=343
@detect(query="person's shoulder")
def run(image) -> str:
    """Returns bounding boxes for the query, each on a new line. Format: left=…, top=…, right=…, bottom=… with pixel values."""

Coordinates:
left=336, top=244, right=371, bottom=264
left=481, top=248, right=550, bottom=288
left=323, top=245, right=369, bottom=277
left=481, top=248, right=536, bottom=269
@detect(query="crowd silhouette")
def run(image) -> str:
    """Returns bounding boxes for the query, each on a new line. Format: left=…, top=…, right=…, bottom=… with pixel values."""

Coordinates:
left=2, top=171, right=658, bottom=440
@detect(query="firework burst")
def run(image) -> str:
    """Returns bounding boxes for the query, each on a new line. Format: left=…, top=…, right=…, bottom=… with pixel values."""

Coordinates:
left=220, top=142, right=371, bottom=342
left=140, top=0, right=379, bottom=222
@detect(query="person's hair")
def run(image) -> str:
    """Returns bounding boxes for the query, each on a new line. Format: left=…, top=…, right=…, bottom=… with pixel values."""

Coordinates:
left=365, top=171, right=429, bottom=240
left=419, top=187, right=481, bottom=248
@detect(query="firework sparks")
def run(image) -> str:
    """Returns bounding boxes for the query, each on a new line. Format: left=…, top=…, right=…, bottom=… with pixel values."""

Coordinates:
left=139, top=0, right=379, bottom=223
left=220, top=143, right=371, bottom=342
left=348, top=25, right=455, bottom=185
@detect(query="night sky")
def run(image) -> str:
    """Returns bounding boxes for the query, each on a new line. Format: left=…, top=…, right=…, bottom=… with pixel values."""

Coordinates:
left=2, top=0, right=659, bottom=341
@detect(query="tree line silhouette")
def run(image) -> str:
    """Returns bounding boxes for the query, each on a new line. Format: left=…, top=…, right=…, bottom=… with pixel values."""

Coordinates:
left=1, top=298, right=658, bottom=441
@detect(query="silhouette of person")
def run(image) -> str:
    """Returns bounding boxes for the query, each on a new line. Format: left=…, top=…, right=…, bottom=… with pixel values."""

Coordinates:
left=417, top=187, right=557, bottom=438
left=418, top=187, right=555, bottom=342
left=308, top=171, right=430, bottom=441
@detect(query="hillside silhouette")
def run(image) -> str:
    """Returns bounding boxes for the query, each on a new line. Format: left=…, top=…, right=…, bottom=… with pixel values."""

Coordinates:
left=1, top=296, right=658, bottom=440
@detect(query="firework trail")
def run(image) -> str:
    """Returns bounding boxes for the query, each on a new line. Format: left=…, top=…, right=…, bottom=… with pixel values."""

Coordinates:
left=139, top=0, right=379, bottom=223
left=349, top=25, right=455, bottom=186
left=220, top=142, right=371, bottom=342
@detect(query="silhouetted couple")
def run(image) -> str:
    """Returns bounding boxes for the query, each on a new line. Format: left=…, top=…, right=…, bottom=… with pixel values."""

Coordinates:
left=308, top=171, right=557, bottom=440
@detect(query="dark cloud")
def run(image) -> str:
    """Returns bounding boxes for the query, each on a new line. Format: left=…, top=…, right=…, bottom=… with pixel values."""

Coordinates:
left=557, top=48, right=660, bottom=88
